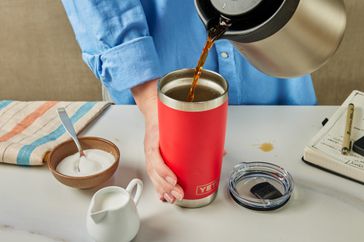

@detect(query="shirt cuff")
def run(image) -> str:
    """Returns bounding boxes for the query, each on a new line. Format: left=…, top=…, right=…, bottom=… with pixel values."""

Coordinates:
left=83, top=36, right=161, bottom=93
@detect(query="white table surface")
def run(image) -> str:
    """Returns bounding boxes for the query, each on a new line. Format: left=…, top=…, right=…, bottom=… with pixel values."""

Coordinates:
left=0, top=106, right=363, bottom=242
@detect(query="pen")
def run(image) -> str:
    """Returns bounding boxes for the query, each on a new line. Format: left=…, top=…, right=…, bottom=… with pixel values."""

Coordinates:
left=341, top=103, right=355, bottom=155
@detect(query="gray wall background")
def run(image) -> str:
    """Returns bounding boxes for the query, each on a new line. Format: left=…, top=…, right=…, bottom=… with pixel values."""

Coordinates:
left=0, top=0, right=363, bottom=104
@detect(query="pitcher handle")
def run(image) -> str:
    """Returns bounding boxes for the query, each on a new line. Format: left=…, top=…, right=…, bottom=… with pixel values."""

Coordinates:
left=126, top=178, right=143, bottom=205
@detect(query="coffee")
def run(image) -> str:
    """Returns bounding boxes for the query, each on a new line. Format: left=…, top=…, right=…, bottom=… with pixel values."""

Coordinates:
left=187, top=17, right=231, bottom=102
left=166, top=84, right=221, bottom=102
left=186, top=37, right=215, bottom=102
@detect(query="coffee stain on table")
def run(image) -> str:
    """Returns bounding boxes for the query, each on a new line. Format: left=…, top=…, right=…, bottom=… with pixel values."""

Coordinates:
left=259, top=143, right=274, bottom=152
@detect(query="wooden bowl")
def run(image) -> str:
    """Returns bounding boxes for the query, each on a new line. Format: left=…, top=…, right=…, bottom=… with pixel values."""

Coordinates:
left=47, top=137, right=120, bottom=189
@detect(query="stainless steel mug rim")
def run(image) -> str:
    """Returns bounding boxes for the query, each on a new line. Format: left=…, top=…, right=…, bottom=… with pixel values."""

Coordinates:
left=158, top=69, right=228, bottom=112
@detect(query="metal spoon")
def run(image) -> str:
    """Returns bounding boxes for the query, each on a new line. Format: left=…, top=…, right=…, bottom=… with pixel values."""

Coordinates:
left=57, top=107, right=85, bottom=172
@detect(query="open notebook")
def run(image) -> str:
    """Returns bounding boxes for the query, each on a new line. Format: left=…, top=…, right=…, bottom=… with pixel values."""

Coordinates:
left=303, top=90, right=364, bottom=184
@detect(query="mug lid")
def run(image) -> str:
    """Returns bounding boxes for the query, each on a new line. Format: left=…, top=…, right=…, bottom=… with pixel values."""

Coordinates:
left=228, top=162, right=294, bottom=211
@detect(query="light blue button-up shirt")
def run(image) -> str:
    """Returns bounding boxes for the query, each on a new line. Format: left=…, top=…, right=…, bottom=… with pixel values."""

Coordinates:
left=61, top=0, right=317, bottom=105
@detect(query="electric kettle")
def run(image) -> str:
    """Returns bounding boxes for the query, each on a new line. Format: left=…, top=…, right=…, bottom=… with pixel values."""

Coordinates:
left=195, top=0, right=347, bottom=77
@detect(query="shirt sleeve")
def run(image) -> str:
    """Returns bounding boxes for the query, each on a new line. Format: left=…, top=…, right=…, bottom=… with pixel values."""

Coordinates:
left=61, top=0, right=161, bottom=94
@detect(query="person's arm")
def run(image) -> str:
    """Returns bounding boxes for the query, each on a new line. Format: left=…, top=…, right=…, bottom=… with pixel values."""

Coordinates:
left=61, top=0, right=183, bottom=202
left=61, top=0, right=160, bottom=94
left=132, top=80, right=184, bottom=203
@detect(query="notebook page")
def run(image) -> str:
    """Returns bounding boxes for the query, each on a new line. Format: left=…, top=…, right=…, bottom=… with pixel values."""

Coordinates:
left=310, top=91, right=364, bottom=171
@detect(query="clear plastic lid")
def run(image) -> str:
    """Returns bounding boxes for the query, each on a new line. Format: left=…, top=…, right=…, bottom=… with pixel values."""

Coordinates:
left=228, top=162, right=294, bottom=211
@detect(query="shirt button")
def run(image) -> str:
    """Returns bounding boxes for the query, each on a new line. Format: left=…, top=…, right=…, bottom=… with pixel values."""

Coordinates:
left=220, top=51, right=229, bottom=59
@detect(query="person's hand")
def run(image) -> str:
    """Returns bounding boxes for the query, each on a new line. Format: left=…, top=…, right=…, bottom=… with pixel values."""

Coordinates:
left=132, top=80, right=184, bottom=203
left=143, top=109, right=184, bottom=203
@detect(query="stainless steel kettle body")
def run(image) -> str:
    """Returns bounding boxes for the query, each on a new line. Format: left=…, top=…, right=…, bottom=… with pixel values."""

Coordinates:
left=195, top=0, right=347, bottom=78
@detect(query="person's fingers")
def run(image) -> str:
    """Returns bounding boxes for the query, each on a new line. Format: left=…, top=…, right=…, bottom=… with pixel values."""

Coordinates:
left=151, top=152, right=185, bottom=200
left=151, top=167, right=184, bottom=201
left=146, top=159, right=178, bottom=198
left=147, top=167, right=166, bottom=195
left=163, top=192, right=175, bottom=203
left=151, top=168, right=174, bottom=193
left=160, top=195, right=167, bottom=202
left=171, top=184, right=184, bottom=201
left=150, top=148, right=177, bottom=186
left=144, top=123, right=184, bottom=203
left=155, top=171, right=184, bottom=201
left=146, top=152, right=184, bottom=202
left=149, top=175, right=183, bottom=203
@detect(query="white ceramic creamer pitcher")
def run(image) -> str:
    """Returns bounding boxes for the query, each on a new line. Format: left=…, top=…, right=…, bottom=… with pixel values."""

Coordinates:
left=86, top=179, right=143, bottom=242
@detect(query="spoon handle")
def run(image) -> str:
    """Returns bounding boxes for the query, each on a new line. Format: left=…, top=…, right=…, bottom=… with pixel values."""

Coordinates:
left=57, top=108, right=84, bottom=154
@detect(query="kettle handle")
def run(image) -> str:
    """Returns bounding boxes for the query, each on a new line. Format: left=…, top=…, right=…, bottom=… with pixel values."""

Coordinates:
left=126, top=178, right=143, bottom=205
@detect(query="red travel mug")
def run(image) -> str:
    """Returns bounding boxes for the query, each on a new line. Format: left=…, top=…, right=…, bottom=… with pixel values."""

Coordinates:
left=158, top=69, right=228, bottom=207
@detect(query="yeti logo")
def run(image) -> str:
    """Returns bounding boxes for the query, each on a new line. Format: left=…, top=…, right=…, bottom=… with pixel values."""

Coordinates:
left=196, top=180, right=218, bottom=195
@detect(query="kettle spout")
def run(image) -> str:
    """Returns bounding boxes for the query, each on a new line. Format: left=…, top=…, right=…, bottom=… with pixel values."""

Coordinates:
left=90, top=210, right=108, bottom=224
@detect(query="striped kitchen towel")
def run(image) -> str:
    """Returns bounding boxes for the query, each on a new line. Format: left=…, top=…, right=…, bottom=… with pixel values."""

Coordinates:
left=0, top=100, right=111, bottom=166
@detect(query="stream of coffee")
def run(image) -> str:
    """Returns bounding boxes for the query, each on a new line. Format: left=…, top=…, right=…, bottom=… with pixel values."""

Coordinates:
left=186, top=37, right=215, bottom=102
left=187, top=17, right=231, bottom=102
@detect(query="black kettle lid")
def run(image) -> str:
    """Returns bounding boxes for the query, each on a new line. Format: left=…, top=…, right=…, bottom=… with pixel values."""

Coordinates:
left=195, top=0, right=300, bottom=42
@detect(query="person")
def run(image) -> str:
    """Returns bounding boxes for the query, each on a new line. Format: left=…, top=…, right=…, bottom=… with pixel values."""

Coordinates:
left=61, top=1, right=316, bottom=203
